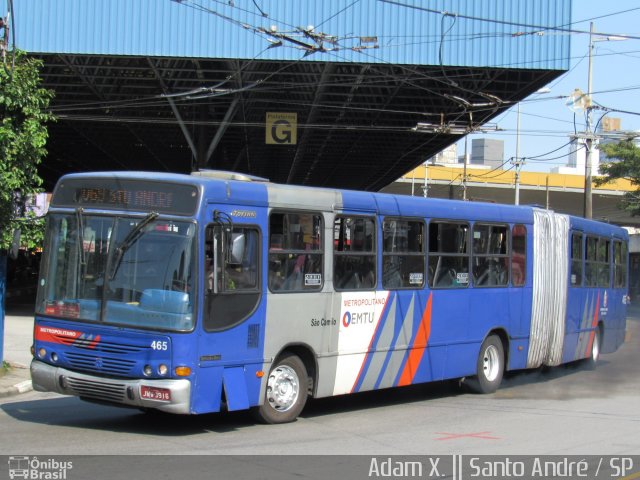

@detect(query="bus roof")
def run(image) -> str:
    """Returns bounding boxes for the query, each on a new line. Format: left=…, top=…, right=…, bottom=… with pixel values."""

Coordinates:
left=53, top=170, right=628, bottom=236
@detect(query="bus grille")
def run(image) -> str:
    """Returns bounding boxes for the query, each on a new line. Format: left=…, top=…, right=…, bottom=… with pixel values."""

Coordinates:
left=66, top=377, right=127, bottom=402
left=53, top=335, right=145, bottom=354
left=66, top=352, right=136, bottom=376
left=85, top=341, right=143, bottom=354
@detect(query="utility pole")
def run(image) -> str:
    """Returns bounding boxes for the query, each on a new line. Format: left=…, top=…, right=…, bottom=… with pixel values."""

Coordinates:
left=584, top=22, right=595, bottom=219
left=514, top=102, right=523, bottom=205
left=462, top=135, right=468, bottom=200
left=411, top=169, right=415, bottom=196
left=422, top=162, right=428, bottom=198
left=0, top=12, right=8, bottom=64
left=512, top=88, right=549, bottom=205
left=545, top=176, right=550, bottom=209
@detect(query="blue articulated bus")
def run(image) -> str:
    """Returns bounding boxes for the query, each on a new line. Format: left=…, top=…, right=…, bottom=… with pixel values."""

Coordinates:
left=30, top=170, right=629, bottom=423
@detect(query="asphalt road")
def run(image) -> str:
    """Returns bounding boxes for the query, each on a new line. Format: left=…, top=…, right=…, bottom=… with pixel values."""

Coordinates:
left=1, top=307, right=639, bottom=457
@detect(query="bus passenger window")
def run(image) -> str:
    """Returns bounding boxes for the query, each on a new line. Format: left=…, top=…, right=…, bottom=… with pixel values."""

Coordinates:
left=585, top=236, right=611, bottom=287
left=597, top=239, right=611, bottom=288
left=511, top=224, right=527, bottom=287
left=585, top=236, right=598, bottom=287
left=427, top=221, right=469, bottom=289
left=268, top=212, right=323, bottom=292
left=334, top=216, right=376, bottom=291
left=382, top=218, right=425, bottom=289
left=472, top=224, right=509, bottom=287
left=570, top=232, right=583, bottom=286
left=614, top=240, right=628, bottom=289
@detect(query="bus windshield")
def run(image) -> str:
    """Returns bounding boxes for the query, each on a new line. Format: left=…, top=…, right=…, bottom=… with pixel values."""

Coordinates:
left=36, top=213, right=196, bottom=331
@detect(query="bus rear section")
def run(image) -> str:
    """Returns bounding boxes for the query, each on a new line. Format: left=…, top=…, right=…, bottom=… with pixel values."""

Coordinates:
left=525, top=210, right=628, bottom=370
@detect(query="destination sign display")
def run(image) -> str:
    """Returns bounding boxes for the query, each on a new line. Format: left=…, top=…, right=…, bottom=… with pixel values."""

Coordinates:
left=51, top=178, right=199, bottom=215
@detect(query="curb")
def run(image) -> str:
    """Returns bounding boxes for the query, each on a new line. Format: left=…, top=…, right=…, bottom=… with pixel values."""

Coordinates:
left=0, top=380, right=33, bottom=398
left=0, top=363, right=33, bottom=398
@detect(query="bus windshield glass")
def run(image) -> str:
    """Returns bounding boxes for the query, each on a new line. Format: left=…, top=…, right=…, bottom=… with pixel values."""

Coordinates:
left=36, top=213, right=196, bottom=331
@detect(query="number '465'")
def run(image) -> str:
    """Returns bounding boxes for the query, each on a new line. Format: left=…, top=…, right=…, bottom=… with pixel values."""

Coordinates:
left=151, top=340, right=168, bottom=351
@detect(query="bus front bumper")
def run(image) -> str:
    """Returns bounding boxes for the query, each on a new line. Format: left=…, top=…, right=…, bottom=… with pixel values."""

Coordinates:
left=31, top=359, right=192, bottom=414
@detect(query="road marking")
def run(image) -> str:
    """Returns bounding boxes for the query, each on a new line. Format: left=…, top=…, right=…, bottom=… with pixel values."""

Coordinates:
left=620, top=472, right=640, bottom=480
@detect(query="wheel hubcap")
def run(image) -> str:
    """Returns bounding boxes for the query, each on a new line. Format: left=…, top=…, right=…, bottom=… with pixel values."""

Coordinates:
left=266, top=365, right=299, bottom=412
left=483, top=345, right=500, bottom=382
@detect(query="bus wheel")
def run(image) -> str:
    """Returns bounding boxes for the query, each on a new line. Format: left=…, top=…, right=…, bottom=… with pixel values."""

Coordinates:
left=468, top=335, right=504, bottom=394
left=586, top=328, right=601, bottom=370
left=253, top=353, right=308, bottom=424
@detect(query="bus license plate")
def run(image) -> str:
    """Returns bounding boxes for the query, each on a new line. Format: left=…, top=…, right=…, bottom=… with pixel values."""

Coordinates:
left=140, top=386, right=171, bottom=402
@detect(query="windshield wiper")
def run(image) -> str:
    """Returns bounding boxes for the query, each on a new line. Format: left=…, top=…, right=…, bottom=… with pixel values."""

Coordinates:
left=108, top=212, right=159, bottom=280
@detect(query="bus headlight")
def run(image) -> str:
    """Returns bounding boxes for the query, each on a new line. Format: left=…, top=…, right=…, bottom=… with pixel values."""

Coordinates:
left=38, top=348, right=47, bottom=359
left=158, top=364, right=168, bottom=376
left=143, top=365, right=153, bottom=377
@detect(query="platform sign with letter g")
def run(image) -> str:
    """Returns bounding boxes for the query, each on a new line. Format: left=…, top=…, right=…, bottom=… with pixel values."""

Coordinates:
left=266, top=112, right=297, bottom=145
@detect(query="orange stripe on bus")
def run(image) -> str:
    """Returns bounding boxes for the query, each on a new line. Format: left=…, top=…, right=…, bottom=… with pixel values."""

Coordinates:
left=398, top=292, right=433, bottom=387
left=585, top=293, right=600, bottom=358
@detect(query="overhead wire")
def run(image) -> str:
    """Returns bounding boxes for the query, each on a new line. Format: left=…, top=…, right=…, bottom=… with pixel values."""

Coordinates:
left=315, top=0, right=361, bottom=29
left=525, top=140, right=575, bottom=160
left=43, top=0, right=640, bottom=172
left=324, top=2, right=640, bottom=54
left=439, top=12, right=458, bottom=86
left=45, top=8, right=640, bottom=118
left=467, top=159, right=513, bottom=178
left=48, top=44, right=309, bottom=113
left=526, top=144, right=586, bottom=164
left=377, top=0, right=640, bottom=41
left=181, top=0, right=640, bottom=86
left=50, top=0, right=482, bottom=115
left=469, top=163, right=516, bottom=180
left=251, top=0, right=268, bottom=18
left=178, top=0, right=516, bottom=115
left=556, top=6, right=640, bottom=29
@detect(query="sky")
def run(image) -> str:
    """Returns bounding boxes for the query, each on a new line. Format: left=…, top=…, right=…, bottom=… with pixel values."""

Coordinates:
left=459, top=0, right=640, bottom=173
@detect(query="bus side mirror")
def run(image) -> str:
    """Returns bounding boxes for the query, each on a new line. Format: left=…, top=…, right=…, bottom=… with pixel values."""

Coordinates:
left=227, top=232, right=246, bottom=265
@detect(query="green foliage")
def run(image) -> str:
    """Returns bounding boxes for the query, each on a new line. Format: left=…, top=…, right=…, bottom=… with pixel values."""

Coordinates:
left=594, top=139, right=640, bottom=216
left=0, top=51, right=55, bottom=251
left=0, top=210, right=45, bottom=249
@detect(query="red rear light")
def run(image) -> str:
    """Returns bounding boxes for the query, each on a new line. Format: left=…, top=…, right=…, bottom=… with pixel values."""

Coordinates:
left=44, top=302, right=80, bottom=318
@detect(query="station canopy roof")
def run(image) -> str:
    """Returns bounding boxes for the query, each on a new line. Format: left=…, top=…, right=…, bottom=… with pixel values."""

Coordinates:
left=6, top=0, right=570, bottom=191
left=40, top=55, right=560, bottom=191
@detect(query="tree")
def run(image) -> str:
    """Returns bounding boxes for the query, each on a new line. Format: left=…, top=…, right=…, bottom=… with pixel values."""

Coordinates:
left=1, top=51, right=54, bottom=250
left=1, top=51, right=54, bottom=363
left=594, top=139, right=640, bottom=216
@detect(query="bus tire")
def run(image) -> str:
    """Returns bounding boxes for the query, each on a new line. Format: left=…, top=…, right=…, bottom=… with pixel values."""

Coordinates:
left=253, top=353, right=308, bottom=424
left=468, top=335, right=504, bottom=394
left=585, top=327, right=601, bottom=370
